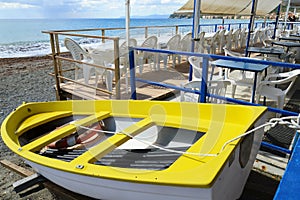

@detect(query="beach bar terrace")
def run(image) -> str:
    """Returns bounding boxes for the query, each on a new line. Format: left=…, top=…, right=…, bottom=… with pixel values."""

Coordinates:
left=41, top=16, right=300, bottom=198
left=43, top=20, right=279, bottom=100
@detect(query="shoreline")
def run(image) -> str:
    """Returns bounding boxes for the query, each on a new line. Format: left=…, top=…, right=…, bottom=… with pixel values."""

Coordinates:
left=0, top=55, right=52, bottom=75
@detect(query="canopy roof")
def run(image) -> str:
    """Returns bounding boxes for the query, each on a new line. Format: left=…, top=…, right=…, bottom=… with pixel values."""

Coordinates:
left=283, top=0, right=300, bottom=6
left=176, top=0, right=282, bottom=16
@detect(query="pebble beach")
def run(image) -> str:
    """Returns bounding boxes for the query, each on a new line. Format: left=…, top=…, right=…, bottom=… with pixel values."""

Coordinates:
left=0, top=56, right=57, bottom=199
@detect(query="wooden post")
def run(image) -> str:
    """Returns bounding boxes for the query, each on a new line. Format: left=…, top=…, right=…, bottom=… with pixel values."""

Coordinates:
left=113, top=38, right=121, bottom=99
left=50, top=33, right=63, bottom=100
left=54, top=34, right=63, bottom=83
left=175, top=26, right=179, bottom=34
left=101, top=29, right=105, bottom=43
left=145, top=27, right=148, bottom=38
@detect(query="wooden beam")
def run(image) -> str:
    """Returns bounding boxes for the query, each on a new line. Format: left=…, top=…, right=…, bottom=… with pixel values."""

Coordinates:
left=0, top=159, right=34, bottom=177
left=1, top=160, right=95, bottom=200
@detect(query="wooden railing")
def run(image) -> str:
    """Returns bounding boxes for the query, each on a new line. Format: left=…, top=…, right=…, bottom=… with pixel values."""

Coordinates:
left=43, top=30, right=122, bottom=100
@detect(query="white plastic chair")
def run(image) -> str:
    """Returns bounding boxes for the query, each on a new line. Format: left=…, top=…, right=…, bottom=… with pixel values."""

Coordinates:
left=118, top=38, right=138, bottom=93
left=188, top=56, right=223, bottom=81
left=64, top=37, right=94, bottom=85
left=239, top=28, right=247, bottom=48
left=137, top=36, right=158, bottom=74
left=178, top=32, right=192, bottom=62
left=205, top=31, right=219, bottom=54
left=161, top=34, right=181, bottom=69
left=255, top=69, right=300, bottom=110
left=195, top=32, right=206, bottom=53
left=65, top=38, right=119, bottom=93
left=224, top=29, right=233, bottom=50
left=119, top=38, right=137, bottom=61
left=250, top=29, right=261, bottom=45
left=180, top=80, right=231, bottom=103
left=223, top=47, right=261, bottom=99
left=262, top=29, right=277, bottom=48
left=89, top=50, right=115, bottom=92
left=232, top=28, right=241, bottom=49
left=218, top=29, right=226, bottom=53
left=180, top=32, right=192, bottom=52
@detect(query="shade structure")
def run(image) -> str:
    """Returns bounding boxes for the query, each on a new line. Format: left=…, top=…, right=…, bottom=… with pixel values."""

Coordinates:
left=283, top=0, right=300, bottom=6
left=177, top=0, right=281, bottom=16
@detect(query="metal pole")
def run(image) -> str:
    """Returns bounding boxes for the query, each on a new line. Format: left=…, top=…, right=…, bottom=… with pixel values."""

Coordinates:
left=129, top=48, right=137, bottom=99
left=190, top=0, right=201, bottom=81
left=200, top=57, right=208, bottom=103
left=192, top=0, right=201, bottom=40
left=284, top=0, right=291, bottom=30
left=125, top=0, right=130, bottom=46
left=273, top=4, right=281, bottom=39
left=245, top=0, right=258, bottom=57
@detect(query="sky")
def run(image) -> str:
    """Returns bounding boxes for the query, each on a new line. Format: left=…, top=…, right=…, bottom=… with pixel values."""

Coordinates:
left=0, top=0, right=186, bottom=19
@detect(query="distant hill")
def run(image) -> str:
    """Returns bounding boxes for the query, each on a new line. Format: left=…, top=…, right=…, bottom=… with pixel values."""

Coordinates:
left=169, top=12, right=193, bottom=19
left=121, top=14, right=170, bottom=19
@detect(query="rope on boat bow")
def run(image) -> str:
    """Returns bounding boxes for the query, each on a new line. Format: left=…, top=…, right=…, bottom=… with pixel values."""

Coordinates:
left=220, top=114, right=300, bottom=153
left=75, top=114, right=300, bottom=157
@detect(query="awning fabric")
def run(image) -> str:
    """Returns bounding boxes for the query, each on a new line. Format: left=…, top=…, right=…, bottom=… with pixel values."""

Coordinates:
left=283, top=0, right=300, bottom=6
left=177, top=0, right=282, bottom=16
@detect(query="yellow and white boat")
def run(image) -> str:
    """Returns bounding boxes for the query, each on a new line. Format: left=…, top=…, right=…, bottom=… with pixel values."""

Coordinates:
left=1, top=100, right=266, bottom=200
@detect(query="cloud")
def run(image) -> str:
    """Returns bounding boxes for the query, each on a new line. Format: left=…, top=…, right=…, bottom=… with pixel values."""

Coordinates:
left=0, top=0, right=184, bottom=18
left=161, top=0, right=183, bottom=4
left=0, top=2, right=37, bottom=9
left=129, top=0, right=183, bottom=16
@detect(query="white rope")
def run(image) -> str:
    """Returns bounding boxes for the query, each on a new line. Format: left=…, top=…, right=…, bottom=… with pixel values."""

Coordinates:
left=220, top=122, right=273, bottom=153
left=74, top=114, right=300, bottom=157
left=220, top=114, right=300, bottom=153
left=76, top=124, right=218, bottom=157
left=77, top=124, right=116, bottom=135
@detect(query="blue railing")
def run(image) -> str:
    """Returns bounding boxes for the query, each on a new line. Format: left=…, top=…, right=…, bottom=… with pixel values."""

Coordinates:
left=129, top=46, right=300, bottom=154
left=174, top=21, right=276, bottom=33
left=173, top=20, right=298, bottom=36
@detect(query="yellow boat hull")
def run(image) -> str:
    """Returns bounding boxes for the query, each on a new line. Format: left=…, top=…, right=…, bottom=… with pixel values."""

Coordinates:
left=1, top=100, right=267, bottom=200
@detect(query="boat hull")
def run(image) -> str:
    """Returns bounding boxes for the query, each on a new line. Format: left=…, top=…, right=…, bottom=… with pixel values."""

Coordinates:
left=27, top=115, right=265, bottom=200
left=1, top=100, right=267, bottom=200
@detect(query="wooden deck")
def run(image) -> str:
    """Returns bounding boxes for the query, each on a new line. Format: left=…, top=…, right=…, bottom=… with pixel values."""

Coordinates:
left=59, top=62, right=191, bottom=100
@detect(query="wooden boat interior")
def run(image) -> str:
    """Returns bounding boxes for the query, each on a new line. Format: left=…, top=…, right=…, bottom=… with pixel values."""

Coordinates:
left=20, top=115, right=205, bottom=170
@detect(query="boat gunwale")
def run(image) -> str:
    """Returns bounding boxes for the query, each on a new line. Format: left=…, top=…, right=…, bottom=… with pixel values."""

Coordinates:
left=1, top=100, right=267, bottom=187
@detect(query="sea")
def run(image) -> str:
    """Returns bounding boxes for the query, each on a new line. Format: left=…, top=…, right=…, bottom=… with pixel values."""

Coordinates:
left=0, top=18, right=249, bottom=58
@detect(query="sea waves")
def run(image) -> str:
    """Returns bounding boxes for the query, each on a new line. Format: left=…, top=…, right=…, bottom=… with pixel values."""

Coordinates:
left=0, top=38, right=105, bottom=58
left=0, top=41, right=51, bottom=58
